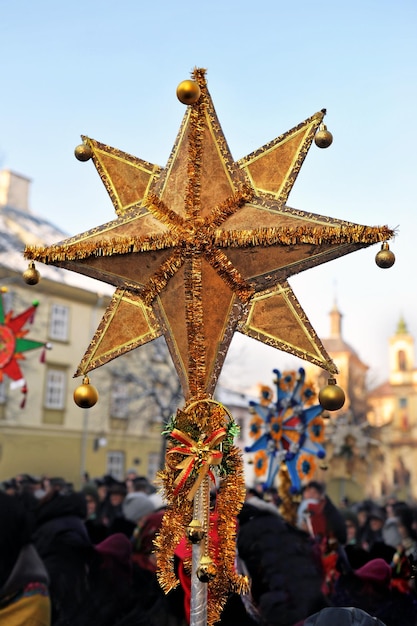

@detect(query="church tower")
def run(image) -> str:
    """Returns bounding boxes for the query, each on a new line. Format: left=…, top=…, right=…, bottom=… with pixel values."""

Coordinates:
left=389, top=316, right=415, bottom=386
left=314, top=300, right=369, bottom=421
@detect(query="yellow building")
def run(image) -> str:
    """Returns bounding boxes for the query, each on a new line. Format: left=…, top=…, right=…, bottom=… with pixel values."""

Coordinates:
left=305, top=302, right=384, bottom=504
left=367, top=317, right=417, bottom=500
left=0, top=170, right=181, bottom=488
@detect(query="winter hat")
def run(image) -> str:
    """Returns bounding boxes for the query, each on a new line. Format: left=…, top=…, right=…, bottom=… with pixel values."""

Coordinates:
left=95, top=533, right=132, bottom=581
left=355, top=558, right=392, bottom=588
left=304, top=606, right=387, bottom=625
left=368, top=507, right=385, bottom=522
left=108, top=482, right=127, bottom=496
left=343, top=510, right=359, bottom=529
left=148, top=492, right=165, bottom=511
left=122, top=492, right=155, bottom=523
left=82, top=483, right=100, bottom=503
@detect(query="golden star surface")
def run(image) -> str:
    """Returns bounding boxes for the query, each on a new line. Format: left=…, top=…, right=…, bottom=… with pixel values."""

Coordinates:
left=24, top=68, right=393, bottom=401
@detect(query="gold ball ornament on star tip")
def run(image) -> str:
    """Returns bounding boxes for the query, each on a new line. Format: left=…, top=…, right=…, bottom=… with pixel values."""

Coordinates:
left=176, top=80, right=201, bottom=105
left=74, top=143, right=93, bottom=162
left=314, top=123, right=333, bottom=148
left=375, top=242, right=395, bottom=268
left=23, top=261, right=41, bottom=285
left=196, top=556, right=217, bottom=583
left=74, top=375, right=98, bottom=408
left=318, top=377, right=345, bottom=411
left=186, top=519, right=206, bottom=544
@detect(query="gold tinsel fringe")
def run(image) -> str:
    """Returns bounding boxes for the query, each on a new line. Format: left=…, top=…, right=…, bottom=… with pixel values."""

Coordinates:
left=185, top=255, right=206, bottom=398
left=23, top=224, right=394, bottom=264
left=140, top=248, right=186, bottom=306
left=23, top=234, right=180, bottom=262
left=155, top=401, right=249, bottom=626
left=204, top=248, right=254, bottom=303
left=206, top=445, right=249, bottom=626
left=144, top=194, right=189, bottom=234
left=214, top=224, right=395, bottom=248
left=185, top=94, right=204, bottom=220
left=206, top=186, right=254, bottom=227
left=192, top=67, right=208, bottom=86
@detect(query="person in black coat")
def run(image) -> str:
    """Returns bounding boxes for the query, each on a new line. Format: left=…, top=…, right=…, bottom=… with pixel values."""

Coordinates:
left=32, top=488, right=94, bottom=625
left=0, top=491, right=51, bottom=625
left=237, top=495, right=329, bottom=626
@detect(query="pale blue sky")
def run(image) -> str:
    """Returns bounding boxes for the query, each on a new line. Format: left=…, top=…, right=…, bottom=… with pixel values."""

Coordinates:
left=1, top=0, right=416, bottom=390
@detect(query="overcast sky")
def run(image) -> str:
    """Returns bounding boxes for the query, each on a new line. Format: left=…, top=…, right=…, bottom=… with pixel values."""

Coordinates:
left=1, top=0, right=416, bottom=392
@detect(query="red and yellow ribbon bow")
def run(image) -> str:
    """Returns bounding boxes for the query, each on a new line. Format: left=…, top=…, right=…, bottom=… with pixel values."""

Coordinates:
left=167, top=427, right=226, bottom=501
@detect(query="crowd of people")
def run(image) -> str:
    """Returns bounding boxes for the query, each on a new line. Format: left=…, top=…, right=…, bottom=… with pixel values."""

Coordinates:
left=1, top=471, right=417, bottom=626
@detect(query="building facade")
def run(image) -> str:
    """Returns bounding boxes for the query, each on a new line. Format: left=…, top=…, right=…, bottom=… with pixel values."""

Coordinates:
left=0, top=170, right=182, bottom=488
left=367, top=318, right=417, bottom=501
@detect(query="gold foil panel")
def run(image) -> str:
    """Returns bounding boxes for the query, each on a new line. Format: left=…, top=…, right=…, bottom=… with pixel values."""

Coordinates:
left=59, top=248, right=179, bottom=292
left=238, top=111, right=323, bottom=203
left=83, top=136, right=161, bottom=215
left=239, top=281, right=337, bottom=374
left=200, top=258, right=238, bottom=390
left=155, top=266, right=190, bottom=395
left=75, top=288, right=161, bottom=376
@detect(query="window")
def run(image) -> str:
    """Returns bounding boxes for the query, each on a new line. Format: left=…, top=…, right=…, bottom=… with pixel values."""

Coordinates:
left=44, top=368, right=66, bottom=409
left=110, top=380, right=130, bottom=418
left=49, top=304, right=70, bottom=341
left=147, top=451, right=159, bottom=481
left=0, top=382, right=6, bottom=405
left=398, top=350, right=407, bottom=372
left=107, top=451, right=125, bottom=480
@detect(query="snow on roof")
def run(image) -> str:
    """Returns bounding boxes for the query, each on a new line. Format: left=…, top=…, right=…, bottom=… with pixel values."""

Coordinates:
left=0, top=205, right=114, bottom=295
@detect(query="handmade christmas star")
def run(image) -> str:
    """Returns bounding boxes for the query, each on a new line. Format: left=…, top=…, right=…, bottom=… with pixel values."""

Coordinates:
left=24, top=68, right=393, bottom=403
left=247, top=367, right=326, bottom=494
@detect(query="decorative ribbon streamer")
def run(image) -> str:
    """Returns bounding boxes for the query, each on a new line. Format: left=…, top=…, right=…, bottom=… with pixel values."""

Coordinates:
left=167, top=427, right=226, bottom=501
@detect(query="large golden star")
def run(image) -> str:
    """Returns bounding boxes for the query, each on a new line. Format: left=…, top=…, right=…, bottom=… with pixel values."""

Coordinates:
left=24, top=69, right=393, bottom=401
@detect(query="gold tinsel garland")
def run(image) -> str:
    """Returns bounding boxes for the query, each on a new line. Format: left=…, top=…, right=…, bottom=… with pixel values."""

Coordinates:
left=154, top=400, right=248, bottom=626
left=144, top=194, right=189, bottom=234
left=141, top=248, right=186, bottom=306
left=204, top=247, right=254, bottom=303
left=23, top=224, right=394, bottom=264
left=278, top=463, right=298, bottom=525
left=185, top=254, right=206, bottom=398
left=214, top=224, right=395, bottom=247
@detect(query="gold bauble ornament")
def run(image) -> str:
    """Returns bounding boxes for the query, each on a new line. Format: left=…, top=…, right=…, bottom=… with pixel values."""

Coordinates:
left=186, top=519, right=205, bottom=544
left=23, top=261, right=41, bottom=285
left=196, top=555, right=217, bottom=583
left=375, top=242, right=395, bottom=268
left=74, top=143, right=93, bottom=162
left=74, top=375, right=98, bottom=408
left=314, top=123, right=333, bottom=148
left=318, top=377, right=345, bottom=411
left=176, top=80, right=201, bottom=105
